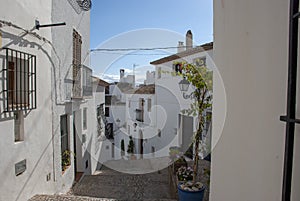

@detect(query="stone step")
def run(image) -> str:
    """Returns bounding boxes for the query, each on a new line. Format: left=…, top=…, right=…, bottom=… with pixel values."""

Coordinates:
left=29, top=195, right=177, bottom=201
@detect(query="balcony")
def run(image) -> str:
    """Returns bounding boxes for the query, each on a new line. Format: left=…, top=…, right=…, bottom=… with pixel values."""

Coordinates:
left=65, top=64, right=92, bottom=100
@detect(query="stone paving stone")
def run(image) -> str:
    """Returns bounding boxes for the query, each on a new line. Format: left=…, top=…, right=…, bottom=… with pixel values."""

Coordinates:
left=29, top=164, right=177, bottom=201
left=72, top=168, right=175, bottom=200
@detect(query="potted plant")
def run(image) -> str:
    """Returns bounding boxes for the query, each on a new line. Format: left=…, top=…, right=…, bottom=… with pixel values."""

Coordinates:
left=61, top=149, right=74, bottom=172
left=176, top=62, right=212, bottom=201
left=127, top=136, right=136, bottom=159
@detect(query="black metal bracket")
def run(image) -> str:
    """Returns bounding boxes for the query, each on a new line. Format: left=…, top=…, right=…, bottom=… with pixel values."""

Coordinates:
left=35, top=20, right=66, bottom=30
left=280, top=116, right=300, bottom=124
left=293, top=12, right=300, bottom=19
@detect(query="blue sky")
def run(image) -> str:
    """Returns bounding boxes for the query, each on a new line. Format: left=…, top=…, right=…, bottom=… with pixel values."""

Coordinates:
left=90, top=0, right=213, bottom=83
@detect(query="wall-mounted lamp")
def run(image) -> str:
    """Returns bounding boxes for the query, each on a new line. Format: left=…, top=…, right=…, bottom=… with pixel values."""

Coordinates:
left=178, top=77, right=194, bottom=99
left=133, top=123, right=137, bottom=132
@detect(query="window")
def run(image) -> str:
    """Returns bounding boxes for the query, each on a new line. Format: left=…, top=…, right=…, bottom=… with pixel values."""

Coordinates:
left=151, top=146, right=155, bottom=156
left=60, top=115, right=69, bottom=169
left=72, top=29, right=82, bottom=98
left=136, top=98, right=145, bottom=122
left=173, top=63, right=183, bottom=74
left=3, top=48, right=36, bottom=112
left=157, top=67, right=161, bottom=79
left=14, top=111, right=24, bottom=142
left=147, top=98, right=152, bottom=112
left=157, top=129, right=161, bottom=138
left=83, top=108, right=87, bottom=130
left=136, top=109, right=144, bottom=122
left=128, top=126, right=130, bottom=135
left=105, top=107, right=109, bottom=117
left=105, top=86, right=109, bottom=94
left=128, top=100, right=131, bottom=108
left=139, top=98, right=144, bottom=109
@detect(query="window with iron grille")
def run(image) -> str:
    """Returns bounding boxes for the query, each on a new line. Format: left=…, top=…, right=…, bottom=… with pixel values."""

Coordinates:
left=72, top=29, right=82, bottom=98
left=3, top=48, right=36, bottom=112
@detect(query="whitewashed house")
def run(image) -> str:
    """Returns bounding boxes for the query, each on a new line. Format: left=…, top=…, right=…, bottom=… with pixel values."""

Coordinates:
left=150, top=31, right=213, bottom=159
left=0, top=1, right=105, bottom=200
left=120, top=85, right=157, bottom=159
left=50, top=0, right=107, bottom=194
left=0, top=1, right=57, bottom=201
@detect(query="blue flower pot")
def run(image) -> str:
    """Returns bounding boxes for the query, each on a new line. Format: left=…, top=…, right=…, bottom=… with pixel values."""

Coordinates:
left=178, top=183, right=205, bottom=201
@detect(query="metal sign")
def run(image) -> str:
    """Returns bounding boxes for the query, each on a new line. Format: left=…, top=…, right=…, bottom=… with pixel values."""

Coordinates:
left=15, top=159, right=26, bottom=176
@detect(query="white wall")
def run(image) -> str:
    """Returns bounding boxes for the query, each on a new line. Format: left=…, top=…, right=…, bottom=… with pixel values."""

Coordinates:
left=153, top=49, right=213, bottom=157
left=50, top=0, right=91, bottom=193
left=0, top=1, right=54, bottom=201
left=211, top=0, right=293, bottom=200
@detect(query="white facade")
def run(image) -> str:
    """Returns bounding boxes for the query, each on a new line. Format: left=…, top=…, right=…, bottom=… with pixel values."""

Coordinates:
left=0, top=1, right=105, bottom=200
left=0, top=1, right=54, bottom=201
left=151, top=43, right=213, bottom=158
left=50, top=0, right=94, bottom=194
left=211, top=0, right=300, bottom=200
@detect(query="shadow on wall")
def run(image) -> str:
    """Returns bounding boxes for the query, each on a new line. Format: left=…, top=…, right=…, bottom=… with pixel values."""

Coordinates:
left=0, top=30, right=40, bottom=121
left=82, top=133, right=93, bottom=175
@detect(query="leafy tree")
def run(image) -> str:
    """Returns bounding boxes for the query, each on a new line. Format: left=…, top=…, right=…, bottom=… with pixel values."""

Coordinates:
left=179, top=62, right=212, bottom=184
left=127, top=136, right=135, bottom=154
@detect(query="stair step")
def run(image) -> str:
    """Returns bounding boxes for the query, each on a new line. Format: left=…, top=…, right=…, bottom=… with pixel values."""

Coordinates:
left=30, top=195, right=177, bottom=201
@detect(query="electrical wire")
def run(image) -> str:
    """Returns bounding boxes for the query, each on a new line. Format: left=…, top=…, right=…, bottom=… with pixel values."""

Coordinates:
left=91, top=46, right=189, bottom=52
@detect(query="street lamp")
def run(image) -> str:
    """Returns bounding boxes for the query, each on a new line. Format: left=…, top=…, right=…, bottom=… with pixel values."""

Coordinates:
left=178, top=77, right=193, bottom=99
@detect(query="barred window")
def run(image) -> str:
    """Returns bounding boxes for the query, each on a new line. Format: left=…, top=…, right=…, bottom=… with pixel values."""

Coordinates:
left=3, top=48, right=36, bottom=112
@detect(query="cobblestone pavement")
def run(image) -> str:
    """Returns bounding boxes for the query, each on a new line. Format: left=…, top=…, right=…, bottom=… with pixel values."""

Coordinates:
left=30, top=161, right=177, bottom=201
left=71, top=166, right=175, bottom=200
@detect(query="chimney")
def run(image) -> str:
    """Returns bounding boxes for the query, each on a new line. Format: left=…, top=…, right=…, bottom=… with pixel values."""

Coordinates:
left=186, top=30, right=193, bottom=50
left=120, top=69, right=125, bottom=80
left=177, top=41, right=185, bottom=53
